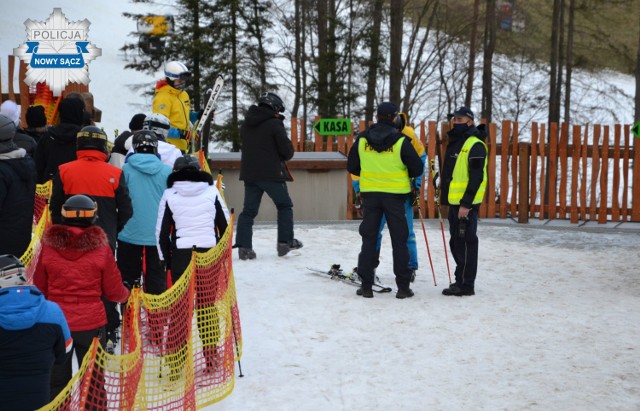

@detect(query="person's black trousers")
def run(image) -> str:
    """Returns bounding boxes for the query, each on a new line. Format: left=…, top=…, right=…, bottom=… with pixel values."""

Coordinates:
left=116, top=241, right=167, bottom=295
left=357, top=193, right=412, bottom=289
left=447, top=205, right=479, bottom=288
left=50, top=327, right=106, bottom=404
left=236, top=181, right=294, bottom=248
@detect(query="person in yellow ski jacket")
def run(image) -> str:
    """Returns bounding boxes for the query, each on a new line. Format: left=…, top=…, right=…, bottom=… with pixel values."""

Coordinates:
left=152, top=61, right=192, bottom=151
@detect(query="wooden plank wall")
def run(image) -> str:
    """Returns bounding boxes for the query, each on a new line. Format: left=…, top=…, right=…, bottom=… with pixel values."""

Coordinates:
left=293, top=117, right=639, bottom=223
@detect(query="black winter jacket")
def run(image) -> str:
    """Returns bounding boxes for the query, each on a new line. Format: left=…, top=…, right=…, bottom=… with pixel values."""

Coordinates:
left=34, top=123, right=80, bottom=183
left=0, top=149, right=36, bottom=257
left=440, top=124, right=488, bottom=208
left=239, top=105, right=294, bottom=182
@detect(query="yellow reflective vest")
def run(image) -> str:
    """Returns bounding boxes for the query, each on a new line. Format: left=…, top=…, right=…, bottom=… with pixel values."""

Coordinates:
left=358, top=137, right=411, bottom=194
left=448, top=137, right=488, bottom=205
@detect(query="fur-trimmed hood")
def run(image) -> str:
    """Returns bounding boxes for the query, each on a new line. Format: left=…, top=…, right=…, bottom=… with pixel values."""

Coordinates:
left=43, top=224, right=109, bottom=261
left=167, top=168, right=213, bottom=188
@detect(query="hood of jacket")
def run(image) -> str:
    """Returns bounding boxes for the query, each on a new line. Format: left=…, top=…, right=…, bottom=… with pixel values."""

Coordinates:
left=243, top=105, right=284, bottom=127
left=76, top=149, right=108, bottom=162
left=48, top=123, right=81, bottom=144
left=155, top=79, right=181, bottom=95
left=0, top=286, right=47, bottom=330
left=167, top=168, right=213, bottom=188
left=43, top=225, right=109, bottom=261
left=362, top=122, right=404, bottom=152
left=0, top=151, right=35, bottom=182
left=126, top=152, right=165, bottom=175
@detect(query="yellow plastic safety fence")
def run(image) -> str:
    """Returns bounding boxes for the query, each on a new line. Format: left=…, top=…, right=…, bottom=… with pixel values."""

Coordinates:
left=22, top=181, right=53, bottom=281
left=36, top=217, right=241, bottom=410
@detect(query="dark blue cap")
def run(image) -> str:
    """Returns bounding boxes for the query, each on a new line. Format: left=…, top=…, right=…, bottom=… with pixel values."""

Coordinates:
left=448, top=106, right=474, bottom=120
left=377, top=102, right=398, bottom=119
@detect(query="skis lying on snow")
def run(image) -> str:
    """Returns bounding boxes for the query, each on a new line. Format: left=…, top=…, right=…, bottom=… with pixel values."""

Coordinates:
left=307, top=264, right=393, bottom=293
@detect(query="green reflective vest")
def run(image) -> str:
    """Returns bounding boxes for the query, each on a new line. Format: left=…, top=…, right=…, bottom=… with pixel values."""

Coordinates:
left=358, top=137, right=410, bottom=194
left=448, top=137, right=488, bottom=205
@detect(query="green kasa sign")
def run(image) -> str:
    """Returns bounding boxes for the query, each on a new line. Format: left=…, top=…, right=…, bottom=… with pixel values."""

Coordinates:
left=313, top=118, right=352, bottom=136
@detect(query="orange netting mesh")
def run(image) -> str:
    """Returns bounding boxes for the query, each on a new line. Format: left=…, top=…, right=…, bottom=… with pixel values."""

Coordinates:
left=21, top=177, right=241, bottom=410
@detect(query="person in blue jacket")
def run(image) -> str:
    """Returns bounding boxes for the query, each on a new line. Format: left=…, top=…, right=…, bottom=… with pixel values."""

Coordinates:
left=117, top=130, right=173, bottom=295
left=0, top=254, right=72, bottom=411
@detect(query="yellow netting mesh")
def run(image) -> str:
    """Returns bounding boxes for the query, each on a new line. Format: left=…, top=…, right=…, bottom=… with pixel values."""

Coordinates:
left=23, top=176, right=241, bottom=410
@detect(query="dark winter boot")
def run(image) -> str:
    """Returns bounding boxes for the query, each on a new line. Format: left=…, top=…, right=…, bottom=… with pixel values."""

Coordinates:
left=356, top=285, right=374, bottom=298
left=396, top=287, right=414, bottom=299
left=442, top=283, right=475, bottom=296
left=277, top=239, right=303, bottom=257
left=239, top=248, right=256, bottom=260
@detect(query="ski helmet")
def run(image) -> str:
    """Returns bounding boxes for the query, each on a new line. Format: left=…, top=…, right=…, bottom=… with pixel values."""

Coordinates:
left=77, top=126, right=109, bottom=155
left=173, top=154, right=201, bottom=172
left=0, top=113, right=17, bottom=142
left=164, top=61, right=191, bottom=90
left=143, top=113, right=170, bottom=139
left=61, top=194, right=98, bottom=227
left=0, top=254, right=27, bottom=289
left=258, top=92, right=285, bottom=113
left=132, top=130, right=159, bottom=155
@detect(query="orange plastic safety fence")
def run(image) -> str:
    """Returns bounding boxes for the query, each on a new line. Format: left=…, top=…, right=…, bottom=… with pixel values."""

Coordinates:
left=22, top=182, right=52, bottom=282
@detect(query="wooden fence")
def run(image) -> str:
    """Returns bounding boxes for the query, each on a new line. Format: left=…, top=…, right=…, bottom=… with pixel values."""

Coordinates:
left=289, top=117, right=640, bottom=223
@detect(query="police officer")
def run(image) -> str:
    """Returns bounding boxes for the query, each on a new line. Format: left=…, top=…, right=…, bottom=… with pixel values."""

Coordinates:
left=440, top=106, right=488, bottom=297
left=347, top=102, right=423, bottom=299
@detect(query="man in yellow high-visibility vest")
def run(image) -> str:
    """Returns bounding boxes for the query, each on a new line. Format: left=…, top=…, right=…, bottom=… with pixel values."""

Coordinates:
left=440, top=107, right=488, bottom=297
left=347, top=102, right=423, bottom=299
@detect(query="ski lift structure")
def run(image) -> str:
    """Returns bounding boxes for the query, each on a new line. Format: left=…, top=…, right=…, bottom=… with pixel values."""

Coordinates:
left=137, top=14, right=175, bottom=69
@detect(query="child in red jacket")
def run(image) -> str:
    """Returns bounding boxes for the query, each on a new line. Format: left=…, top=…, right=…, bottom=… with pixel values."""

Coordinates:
left=34, top=194, right=130, bottom=401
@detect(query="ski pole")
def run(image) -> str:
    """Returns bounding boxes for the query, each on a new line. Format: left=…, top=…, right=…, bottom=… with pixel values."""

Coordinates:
left=416, top=196, right=437, bottom=287
left=429, top=159, right=453, bottom=285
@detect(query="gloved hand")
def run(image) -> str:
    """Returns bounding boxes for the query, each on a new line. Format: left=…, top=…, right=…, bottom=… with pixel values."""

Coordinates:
left=409, top=190, right=419, bottom=207
left=168, top=127, right=182, bottom=138
left=354, top=192, right=362, bottom=209
left=123, top=281, right=132, bottom=290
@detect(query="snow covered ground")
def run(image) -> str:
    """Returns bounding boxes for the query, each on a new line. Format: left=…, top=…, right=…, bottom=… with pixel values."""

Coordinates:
left=211, top=219, right=640, bottom=411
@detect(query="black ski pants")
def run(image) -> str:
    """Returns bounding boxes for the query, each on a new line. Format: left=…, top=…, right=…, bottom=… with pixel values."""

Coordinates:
left=116, top=240, right=167, bottom=295
left=50, top=327, right=106, bottom=406
left=236, top=181, right=294, bottom=248
left=447, top=205, right=479, bottom=288
left=357, top=193, right=412, bottom=289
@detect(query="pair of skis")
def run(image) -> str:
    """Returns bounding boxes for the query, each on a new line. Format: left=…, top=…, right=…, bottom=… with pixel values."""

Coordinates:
left=190, top=75, right=224, bottom=153
left=307, top=264, right=393, bottom=293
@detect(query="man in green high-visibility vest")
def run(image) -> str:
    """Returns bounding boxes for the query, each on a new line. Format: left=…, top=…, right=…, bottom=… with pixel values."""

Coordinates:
left=440, top=107, right=488, bottom=297
left=347, top=102, right=423, bottom=299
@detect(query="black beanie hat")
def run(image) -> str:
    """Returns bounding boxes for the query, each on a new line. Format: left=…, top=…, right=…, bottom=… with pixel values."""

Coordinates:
left=26, top=105, right=47, bottom=128
left=129, top=113, right=146, bottom=131
left=58, top=98, right=85, bottom=126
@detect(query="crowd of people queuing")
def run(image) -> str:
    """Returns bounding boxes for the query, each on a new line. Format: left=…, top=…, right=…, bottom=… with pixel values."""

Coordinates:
left=0, top=57, right=488, bottom=409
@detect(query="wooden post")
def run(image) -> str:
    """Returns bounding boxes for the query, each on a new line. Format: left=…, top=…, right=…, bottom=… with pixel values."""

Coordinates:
left=518, top=142, right=530, bottom=223
left=290, top=117, right=299, bottom=152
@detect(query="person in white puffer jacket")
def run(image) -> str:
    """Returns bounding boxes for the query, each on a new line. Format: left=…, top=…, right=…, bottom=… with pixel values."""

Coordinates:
left=155, top=154, right=229, bottom=378
left=156, top=154, right=229, bottom=284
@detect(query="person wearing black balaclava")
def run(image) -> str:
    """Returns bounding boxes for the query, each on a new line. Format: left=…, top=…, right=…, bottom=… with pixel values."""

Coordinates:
left=33, top=98, right=84, bottom=183
left=439, top=107, right=488, bottom=297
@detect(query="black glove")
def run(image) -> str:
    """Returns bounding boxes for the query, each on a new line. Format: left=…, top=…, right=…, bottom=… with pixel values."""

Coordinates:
left=123, top=281, right=132, bottom=290
left=409, top=189, right=419, bottom=207
left=354, top=192, right=362, bottom=209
